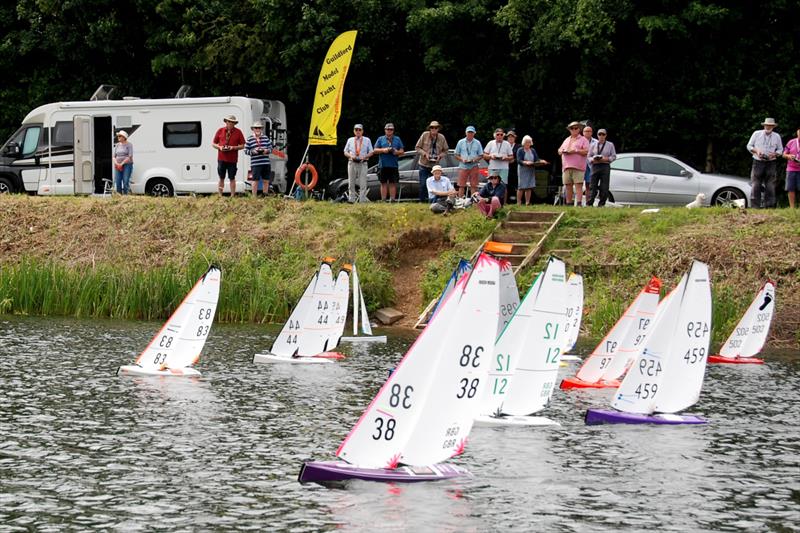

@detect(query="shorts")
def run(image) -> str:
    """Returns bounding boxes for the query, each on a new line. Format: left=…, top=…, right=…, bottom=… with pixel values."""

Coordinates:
left=787, top=170, right=800, bottom=192
left=457, top=167, right=480, bottom=189
left=250, top=165, right=270, bottom=183
left=218, top=161, right=237, bottom=181
left=562, top=168, right=584, bottom=185
left=379, top=166, right=399, bottom=184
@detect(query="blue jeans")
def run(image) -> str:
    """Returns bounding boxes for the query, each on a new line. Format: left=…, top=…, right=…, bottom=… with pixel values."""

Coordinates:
left=418, top=166, right=432, bottom=202
left=115, top=163, right=132, bottom=194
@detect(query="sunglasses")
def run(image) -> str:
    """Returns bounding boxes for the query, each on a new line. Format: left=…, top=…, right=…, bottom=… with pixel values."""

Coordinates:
left=354, top=128, right=362, bottom=131
left=598, top=133, right=607, bottom=136
left=569, top=126, right=580, bottom=130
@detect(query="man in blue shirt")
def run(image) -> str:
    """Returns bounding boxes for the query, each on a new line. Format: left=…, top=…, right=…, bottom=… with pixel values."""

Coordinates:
left=746, top=117, right=783, bottom=208
left=373, top=123, right=405, bottom=202
left=454, top=125, right=484, bottom=198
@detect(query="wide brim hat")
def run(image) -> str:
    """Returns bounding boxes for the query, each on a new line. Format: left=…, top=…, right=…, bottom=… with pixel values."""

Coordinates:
left=251, top=122, right=264, bottom=129
left=566, top=121, right=582, bottom=130
left=224, top=115, right=238, bottom=124
left=116, top=130, right=128, bottom=139
left=431, top=165, right=443, bottom=172
left=762, top=117, right=778, bottom=126
left=428, top=121, right=441, bottom=129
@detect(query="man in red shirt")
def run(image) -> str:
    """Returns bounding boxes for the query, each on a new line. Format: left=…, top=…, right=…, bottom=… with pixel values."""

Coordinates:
left=212, top=115, right=246, bottom=196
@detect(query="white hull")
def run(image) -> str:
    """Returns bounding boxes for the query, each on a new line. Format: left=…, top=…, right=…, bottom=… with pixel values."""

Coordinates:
left=474, top=414, right=560, bottom=427
left=340, top=335, right=388, bottom=344
left=117, top=365, right=201, bottom=377
left=561, top=355, right=581, bottom=362
left=253, top=352, right=333, bottom=365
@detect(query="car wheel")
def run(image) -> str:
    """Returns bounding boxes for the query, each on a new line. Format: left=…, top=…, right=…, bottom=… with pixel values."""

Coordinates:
left=711, top=187, right=745, bottom=207
left=0, top=176, right=14, bottom=194
left=146, top=178, right=174, bottom=197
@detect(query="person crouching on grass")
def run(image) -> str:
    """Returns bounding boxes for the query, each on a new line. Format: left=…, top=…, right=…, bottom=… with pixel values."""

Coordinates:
left=427, top=165, right=457, bottom=214
left=474, top=173, right=506, bottom=218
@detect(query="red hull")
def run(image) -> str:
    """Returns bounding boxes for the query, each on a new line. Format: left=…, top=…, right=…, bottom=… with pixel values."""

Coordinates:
left=560, top=376, right=621, bottom=390
left=316, top=351, right=346, bottom=360
left=707, top=354, right=764, bottom=365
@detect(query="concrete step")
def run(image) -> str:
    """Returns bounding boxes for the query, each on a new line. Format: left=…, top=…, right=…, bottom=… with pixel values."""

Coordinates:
left=507, top=211, right=561, bottom=223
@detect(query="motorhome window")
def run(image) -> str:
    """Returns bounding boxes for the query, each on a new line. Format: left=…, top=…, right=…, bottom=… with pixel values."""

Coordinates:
left=164, top=122, right=201, bottom=148
left=53, top=122, right=74, bottom=147
left=21, top=127, right=41, bottom=157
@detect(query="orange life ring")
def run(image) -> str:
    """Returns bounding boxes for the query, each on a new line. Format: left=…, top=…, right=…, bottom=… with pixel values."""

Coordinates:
left=294, top=163, right=318, bottom=191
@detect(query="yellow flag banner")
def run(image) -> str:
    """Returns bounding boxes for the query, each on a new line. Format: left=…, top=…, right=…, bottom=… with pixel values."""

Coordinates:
left=308, top=30, right=358, bottom=146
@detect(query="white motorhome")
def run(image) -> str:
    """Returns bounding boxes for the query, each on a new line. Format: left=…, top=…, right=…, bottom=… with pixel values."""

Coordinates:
left=0, top=90, right=287, bottom=196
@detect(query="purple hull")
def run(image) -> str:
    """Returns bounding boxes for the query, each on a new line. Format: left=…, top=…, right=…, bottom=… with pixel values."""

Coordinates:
left=298, top=460, right=472, bottom=484
left=585, top=408, right=707, bottom=426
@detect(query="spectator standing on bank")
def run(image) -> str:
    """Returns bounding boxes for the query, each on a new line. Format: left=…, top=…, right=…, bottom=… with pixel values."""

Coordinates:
left=474, top=173, right=506, bottom=218
left=113, top=130, right=133, bottom=195
left=427, top=164, right=457, bottom=214
left=212, top=115, right=246, bottom=197
left=454, top=125, right=483, bottom=197
left=782, top=126, right=800, bottom=209
left=484, top=128, right=514, bottom=204
left=374, top=123, right=404, bottom=202
left=516, top=135, right=548, bottom=206
left=558, top=121, right=590, bottom=206
left=343, top=123, right=374, bottom=203
left=415, top=121, right=449, bottom=202
left=746, top=117, right=783, bottom=208
left=244, top=122, right=272, bottom=198
left=506, top=130, right=519, bottom=204
left=588, top=128, right=617, bottom=207
left=582, top=125, right=598, bottom=207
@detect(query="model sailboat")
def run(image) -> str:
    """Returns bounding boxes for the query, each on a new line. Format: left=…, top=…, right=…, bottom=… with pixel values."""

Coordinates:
left=561, top=277, right=661, bottom=389
left=560, top=273, right=584, bottom=362
left=709, top=280, right=775, bottom=365
left=298, top=253, right=501, bottom=483
left=585, top=261, right=711, bottom=425
left=340, top=261, right=387, bottom=343
left=253, top=258, right=349, bottom=364
left=475, top=257, right=567, bottom=427
left=117, top=265, right=221, bottom=377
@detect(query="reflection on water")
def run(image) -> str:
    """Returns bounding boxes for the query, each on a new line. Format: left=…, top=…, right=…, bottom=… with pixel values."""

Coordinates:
left=0, top=315, right=798, bottom=531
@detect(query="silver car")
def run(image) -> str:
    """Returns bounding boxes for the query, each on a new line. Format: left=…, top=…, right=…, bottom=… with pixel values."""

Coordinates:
left=607, top=153, right=751, bottom=206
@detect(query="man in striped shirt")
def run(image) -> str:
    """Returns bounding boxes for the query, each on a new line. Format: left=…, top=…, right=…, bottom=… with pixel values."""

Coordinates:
left=245, top=122, right=272, bottom=198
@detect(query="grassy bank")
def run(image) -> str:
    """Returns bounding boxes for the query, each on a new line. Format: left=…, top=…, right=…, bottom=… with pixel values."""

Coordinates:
left=0, top=195, right=798, bottom=347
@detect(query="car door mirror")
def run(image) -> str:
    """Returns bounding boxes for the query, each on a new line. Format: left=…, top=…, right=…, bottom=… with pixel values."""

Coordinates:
left=680, top=169, right=692, bottom=178
left=3, top=142, right=20, bottom=157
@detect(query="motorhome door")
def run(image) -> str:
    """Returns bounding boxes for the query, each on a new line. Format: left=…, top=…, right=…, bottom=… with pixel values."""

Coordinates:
left=73, top=115, right=94, bottom=194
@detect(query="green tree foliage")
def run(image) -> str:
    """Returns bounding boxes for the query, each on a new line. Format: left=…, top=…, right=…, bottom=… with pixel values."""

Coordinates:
left=0, top=0, right=797, bottom=178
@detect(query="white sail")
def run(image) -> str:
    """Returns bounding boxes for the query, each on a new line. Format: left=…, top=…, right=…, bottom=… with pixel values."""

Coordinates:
left=481, top=271, right=543, bottom=416
left=576, top=277, right=661, bottom=384
left=399, top=254, right=500, bottom=465
left=298, top=263, right=338, bottom=355
left=497, top=257, right=567, bottom=416
left=612, top=261, right=712, bottom=414
left=134, top=265, right=221, bottom=371
left=269, top=270, right=318, bottom=357
left=336, top=265, right=472, bottom=468
left=718, top=280, right=776, bottom=359
left=352, top=263, right=360, bottom=336
left=562, top=273, right=584, bottom=353
left=326, top=269, right=350, bottom=350
left=497, top=259, right=520, bottom=337
left=653, top=261, right=712, bottom=413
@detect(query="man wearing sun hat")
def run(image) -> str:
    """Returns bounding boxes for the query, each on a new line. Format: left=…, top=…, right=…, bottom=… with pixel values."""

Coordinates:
left=558, top=121, right=590, bottom=206
left=415, top=121, right=449, bottom=202
left=212, top=115, right=246, bottom=197
left=746, top=117, right=783, bottom=208
left=374, top=123, right=405, bottom=202
left=427, top=164, right=457, bottom=214
left=454, top=125, right=483, bottom=198
left=244, top=121, right=273, bottom=198
left=343, top=123, right=374, bottom=203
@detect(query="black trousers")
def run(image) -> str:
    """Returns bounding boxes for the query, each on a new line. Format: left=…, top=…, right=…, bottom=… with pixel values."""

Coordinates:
left=589, top=164, right=611, bottom=206
left=750, top=159, right=777, bottom=208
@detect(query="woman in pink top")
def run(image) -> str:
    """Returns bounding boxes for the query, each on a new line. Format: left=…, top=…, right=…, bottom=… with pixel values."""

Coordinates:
left=782, top=127, right=800, bottom=208
left=558, top=121, right=589, bottom=206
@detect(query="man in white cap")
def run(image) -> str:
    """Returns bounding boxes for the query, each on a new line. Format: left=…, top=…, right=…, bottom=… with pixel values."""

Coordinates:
left=373, top=123, right=405, bottom=202
left=427, top=164, right=457, bottom=213
left=343, top=123, right=374, bottom=203
left=212, top=115, right=245, bottom=196
left=454, top=126, right=483, bottom=198
left=244, top=122, right=273, bottom=198
left=746, top=117, right=783, bottom=208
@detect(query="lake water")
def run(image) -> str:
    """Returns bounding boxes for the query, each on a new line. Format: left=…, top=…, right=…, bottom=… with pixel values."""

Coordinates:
left=1, top=315, right=798, bottom=532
